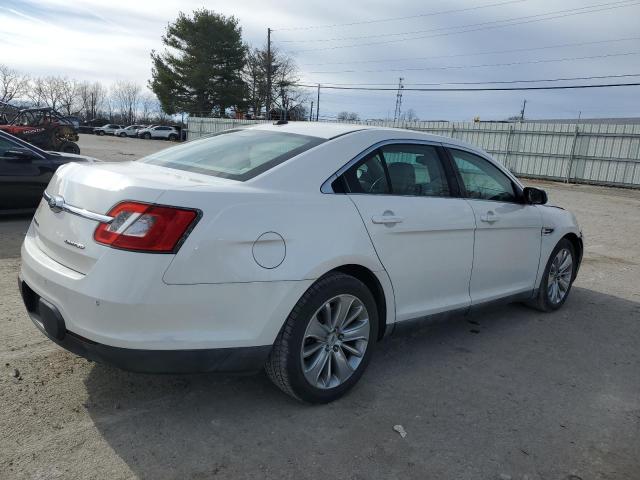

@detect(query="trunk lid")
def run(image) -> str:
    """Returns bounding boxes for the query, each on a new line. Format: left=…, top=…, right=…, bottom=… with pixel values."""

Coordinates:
left=32, top=161, right=220, bottom=274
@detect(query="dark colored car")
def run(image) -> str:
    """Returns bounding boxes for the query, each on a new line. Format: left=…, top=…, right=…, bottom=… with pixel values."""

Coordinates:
left=0, top=130, right=98, bottom=214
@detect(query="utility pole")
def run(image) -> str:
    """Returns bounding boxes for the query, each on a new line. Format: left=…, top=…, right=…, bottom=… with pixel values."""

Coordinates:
left=309, top=101, right=314, bottom=121
left=266, top=28, right=272, bottom=120
left=393, top=77, right=404, bottom=122
left=519, top=98, right=527, bottom=122
left=316, top=84, right=320, bottom=121
left=280, top=82, right=286, bottom=121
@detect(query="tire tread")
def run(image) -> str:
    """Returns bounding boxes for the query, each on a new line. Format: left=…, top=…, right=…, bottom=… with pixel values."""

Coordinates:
left=265, top=272, right=358, bottom=401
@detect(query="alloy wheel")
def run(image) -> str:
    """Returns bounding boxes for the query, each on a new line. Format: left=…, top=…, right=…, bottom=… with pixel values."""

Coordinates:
left=548, top=248, right=573, bottom=304
left=300, top=294, right=370, bottom=389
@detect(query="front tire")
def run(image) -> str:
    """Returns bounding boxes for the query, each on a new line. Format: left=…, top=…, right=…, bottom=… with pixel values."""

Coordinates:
left=59, top=141, right=80, bottom=154
left=530, top=238, right=576, bottom=312
left=265, top=272, right=378, bottom=403
left=119, top=132, right=127, bottom=137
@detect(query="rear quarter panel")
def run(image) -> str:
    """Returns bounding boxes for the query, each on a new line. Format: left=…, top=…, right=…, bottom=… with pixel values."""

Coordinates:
left=160, top=189, right=385, bottom=285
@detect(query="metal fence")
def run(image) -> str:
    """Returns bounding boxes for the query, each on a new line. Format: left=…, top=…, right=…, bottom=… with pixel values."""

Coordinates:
left=187, top=117, right=640, bottom=188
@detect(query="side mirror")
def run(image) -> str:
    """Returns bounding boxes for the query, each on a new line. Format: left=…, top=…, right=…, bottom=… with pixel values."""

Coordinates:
left=523, top=186, right=547, bottom=205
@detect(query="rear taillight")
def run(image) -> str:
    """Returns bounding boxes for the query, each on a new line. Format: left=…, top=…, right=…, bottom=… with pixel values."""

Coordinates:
left=94, top=201, right=199, bottom=253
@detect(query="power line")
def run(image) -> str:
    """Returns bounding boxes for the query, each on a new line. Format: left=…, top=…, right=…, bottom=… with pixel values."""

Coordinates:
left=280, top=0, right=637, bottom=43
left=272, top=0, right=527, bottom=32
left=293, top=82, right=640, bottom=92
left=298, top=36, right=640, bottom=67
left=297, top=73, right=640, bottom=88
left=286, top=1, right=640, bottom=53
left=305, top=51, right=640, bottom=75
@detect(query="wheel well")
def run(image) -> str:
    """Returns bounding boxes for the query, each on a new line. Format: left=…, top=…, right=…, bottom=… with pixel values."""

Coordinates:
left=563, top=233, right=583, bottom=277
left=331, top=264, right=387, bottom=341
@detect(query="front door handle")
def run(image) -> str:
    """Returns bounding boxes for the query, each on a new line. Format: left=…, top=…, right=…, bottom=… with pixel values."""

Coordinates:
left=372, top=211, right=404, bottom=225
left=480, top=211, right=499, bottom=223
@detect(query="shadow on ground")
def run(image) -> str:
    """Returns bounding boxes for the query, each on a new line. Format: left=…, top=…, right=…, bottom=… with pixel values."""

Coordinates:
left=82, top=287, right=640, bottom=479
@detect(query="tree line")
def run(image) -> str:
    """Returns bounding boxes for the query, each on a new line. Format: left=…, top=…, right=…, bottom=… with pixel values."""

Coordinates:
left=0, top=64, right=165, bottom=125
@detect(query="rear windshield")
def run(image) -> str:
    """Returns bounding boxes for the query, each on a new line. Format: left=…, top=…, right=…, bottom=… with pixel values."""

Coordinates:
left=140, top=129, right=325, bottom=181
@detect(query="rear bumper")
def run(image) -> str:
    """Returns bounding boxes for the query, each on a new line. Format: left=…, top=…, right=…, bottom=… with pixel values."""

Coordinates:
left=19, top=279, right=271, bottom=373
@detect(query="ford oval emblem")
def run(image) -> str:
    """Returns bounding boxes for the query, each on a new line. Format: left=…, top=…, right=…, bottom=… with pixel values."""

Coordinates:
left=47, top=194, right=65, bottom=213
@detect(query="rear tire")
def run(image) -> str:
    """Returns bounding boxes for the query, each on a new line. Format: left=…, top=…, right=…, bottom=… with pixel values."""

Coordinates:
left=265, top=272, right=378, bottom=403
left=168, top=133, right=178, bottom=141
left=529, top=238, right=576, bottom=312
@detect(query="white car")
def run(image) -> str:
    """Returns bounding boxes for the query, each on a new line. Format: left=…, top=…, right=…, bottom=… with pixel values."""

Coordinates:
left=137, top=125, right=179, bottom=140
left=93, top=124, right=123, bottom=136
left=114, top=125, right=144, bottom=138
left=19, top=123, right=582, bottom=403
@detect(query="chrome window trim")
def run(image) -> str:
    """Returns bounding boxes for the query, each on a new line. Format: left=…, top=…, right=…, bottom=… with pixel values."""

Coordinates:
left=320, top=138, right=443, bottom=194
left=43, top=191, right=114, bottom=223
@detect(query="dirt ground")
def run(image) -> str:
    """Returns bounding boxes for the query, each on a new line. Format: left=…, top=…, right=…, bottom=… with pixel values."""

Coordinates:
left=1, top=135, right=639, bottom=479
left=77, top=133, right=172, bottom=161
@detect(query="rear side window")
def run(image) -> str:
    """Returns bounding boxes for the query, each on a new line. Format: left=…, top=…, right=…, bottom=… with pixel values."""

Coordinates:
left=379, top=144, right=450, bottom=197
left=339, top=143, right=450, bottom=197
left=141, top=129, right=325, bottom=181
left=343, top=151, right=390, bottom=194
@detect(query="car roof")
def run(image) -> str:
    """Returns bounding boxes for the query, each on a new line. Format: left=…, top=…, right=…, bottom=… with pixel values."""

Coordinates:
left=248, top=121, right=485, bottom=153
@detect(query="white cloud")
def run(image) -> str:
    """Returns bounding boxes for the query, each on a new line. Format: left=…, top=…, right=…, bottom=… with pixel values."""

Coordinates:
left=1, top=0, right=639, bottom=119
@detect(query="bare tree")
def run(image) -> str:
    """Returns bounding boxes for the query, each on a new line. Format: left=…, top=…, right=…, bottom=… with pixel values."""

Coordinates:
left=401, top=108, right=418, bottom=122
left=111, top=81, right=141, bottom=125
left=243, top=47, right=268, bottom=117
left=58, top=78, right=81, bottom=116
left=138, top=92, right=158, bottom=123
left=337, top=111, right=360, bottom=122
left=271, top=50, right=307, bottom=120
left=77, top=81, right=106, bottom=120
left=28, top=76, right=64, bottom=110
left=0, top=65, right=29, bottom=104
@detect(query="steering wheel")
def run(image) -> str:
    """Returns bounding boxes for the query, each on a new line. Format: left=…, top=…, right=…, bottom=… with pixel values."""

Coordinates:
left=368, top=177, right=386, bottom=193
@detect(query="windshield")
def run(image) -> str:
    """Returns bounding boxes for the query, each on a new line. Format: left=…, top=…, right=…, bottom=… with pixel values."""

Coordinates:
left=140, top=129, right=325, bottom=181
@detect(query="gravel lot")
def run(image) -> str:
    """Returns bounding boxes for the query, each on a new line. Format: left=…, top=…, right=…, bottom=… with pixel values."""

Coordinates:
left=1, top=135, right=639, bottom=479
left=78, top=133, right=173, bottom=161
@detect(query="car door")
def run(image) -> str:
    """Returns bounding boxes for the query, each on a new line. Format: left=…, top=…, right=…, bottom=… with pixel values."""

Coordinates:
left=339, top=142, right=476, bottom=321
left=447, top=147, right=543, bottom=303
left=155, top=126, right=170, bottom=139
left=0, top=138, right=52, bottom=211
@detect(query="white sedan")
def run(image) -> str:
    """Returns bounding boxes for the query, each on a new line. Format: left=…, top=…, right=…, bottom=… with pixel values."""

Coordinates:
left=114, top=125, right=144, bottom=137
left=19, top=123, right=582, bottom=403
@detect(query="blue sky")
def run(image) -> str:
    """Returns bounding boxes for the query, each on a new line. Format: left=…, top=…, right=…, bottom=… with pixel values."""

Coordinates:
left=1, top=0, right=639, bottom=120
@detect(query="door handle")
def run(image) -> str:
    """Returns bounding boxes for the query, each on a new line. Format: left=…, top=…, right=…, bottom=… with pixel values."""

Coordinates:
left=480, top=211, right=499, bottom=223
left=371, top=213, right=404, bottom=225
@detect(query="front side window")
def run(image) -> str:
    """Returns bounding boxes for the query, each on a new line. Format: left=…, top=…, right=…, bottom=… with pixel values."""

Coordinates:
left=141, top=129, right=324, bottom=181
left=449, top=149, right=518, bottom=202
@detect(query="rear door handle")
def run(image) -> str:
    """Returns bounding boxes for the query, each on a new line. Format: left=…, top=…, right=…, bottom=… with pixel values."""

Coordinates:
left=371, top=213, right=404, bottom=225
left=480, top=211, right=499, bottom=223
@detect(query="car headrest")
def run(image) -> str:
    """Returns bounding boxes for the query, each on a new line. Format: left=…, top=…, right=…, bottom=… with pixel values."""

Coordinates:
left=387, top=162, right=416, bottom=195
